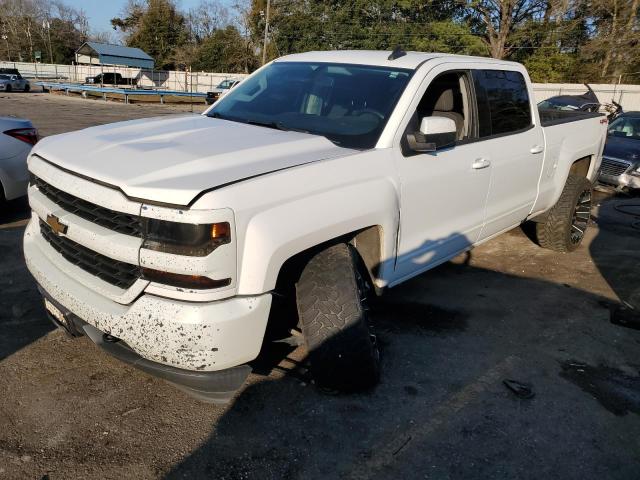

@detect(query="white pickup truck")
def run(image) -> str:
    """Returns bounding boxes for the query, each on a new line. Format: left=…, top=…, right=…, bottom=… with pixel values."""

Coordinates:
left=24, top=50, right=607, bottom=402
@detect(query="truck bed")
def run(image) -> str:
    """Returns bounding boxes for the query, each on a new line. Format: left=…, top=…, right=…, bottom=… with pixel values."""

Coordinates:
left=538, top=108, right=604, bottom=127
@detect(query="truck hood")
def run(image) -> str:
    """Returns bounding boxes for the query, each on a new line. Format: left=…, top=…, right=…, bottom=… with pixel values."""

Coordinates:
left=603, top=134, right=640, bottom=164
left=32, top=114, right=356, bottom=206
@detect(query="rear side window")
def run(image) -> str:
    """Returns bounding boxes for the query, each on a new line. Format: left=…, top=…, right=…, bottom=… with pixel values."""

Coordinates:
left=473, top=70, right=532, bottom=137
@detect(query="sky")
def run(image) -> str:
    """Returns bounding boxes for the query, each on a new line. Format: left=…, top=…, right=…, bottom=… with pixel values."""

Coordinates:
left=65, top=0, right=233, bottom=38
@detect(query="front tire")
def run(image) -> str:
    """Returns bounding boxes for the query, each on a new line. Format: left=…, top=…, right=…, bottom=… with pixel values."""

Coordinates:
left=296, top=243, right=380, bottom=391
left=5, top=85, right=11, bottom=92
left=536, top=174, right=593, bottom=252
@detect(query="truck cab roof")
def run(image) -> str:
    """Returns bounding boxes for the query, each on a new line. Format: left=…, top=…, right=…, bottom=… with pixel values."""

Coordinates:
left=274, top=50, right=522, bottom=70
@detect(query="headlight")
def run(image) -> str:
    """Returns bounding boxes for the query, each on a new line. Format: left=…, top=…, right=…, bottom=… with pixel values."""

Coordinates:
left=141, top=218, right=231, bottom=256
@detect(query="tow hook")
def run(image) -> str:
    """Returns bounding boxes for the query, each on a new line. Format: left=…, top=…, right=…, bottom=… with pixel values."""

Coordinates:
left=103, top=333, right=120, bottom=343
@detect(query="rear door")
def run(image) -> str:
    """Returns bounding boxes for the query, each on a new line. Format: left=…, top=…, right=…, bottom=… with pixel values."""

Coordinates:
left=472, top=69, right=545, bottom=237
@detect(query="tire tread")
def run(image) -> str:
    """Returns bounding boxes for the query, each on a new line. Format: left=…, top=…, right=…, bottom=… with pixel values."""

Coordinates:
left=536, top=174, right=592, bottom=252
left=296, top=243, right=379, bottom=391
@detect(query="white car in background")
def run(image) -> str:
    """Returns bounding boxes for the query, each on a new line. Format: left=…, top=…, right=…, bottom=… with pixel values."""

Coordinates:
left=0, top=117, right=38, bottom=202
left=0, top=74, right=31, bottom=92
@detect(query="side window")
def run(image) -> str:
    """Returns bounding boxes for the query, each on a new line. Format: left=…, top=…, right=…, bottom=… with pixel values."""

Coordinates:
left=473, top=70, right=532, bottom=137
left=414, top=71, right=473, bottom=141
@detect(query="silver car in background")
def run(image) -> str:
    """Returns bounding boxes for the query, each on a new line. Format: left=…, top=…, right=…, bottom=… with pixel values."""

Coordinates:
left=0, top=74, right=31, bottom=92
left=0, top=117, right=38, bottom=202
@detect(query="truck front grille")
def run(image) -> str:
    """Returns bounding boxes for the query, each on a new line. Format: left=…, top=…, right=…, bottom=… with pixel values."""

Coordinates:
left=600, top=158, right=631, bottom=177
left=33, top=176, right=142, bottom=237
left=40, top=220, right=140, bottom=289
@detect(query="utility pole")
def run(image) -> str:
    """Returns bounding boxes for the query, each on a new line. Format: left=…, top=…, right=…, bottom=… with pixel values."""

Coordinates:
left=44, top=20, right=53, bottom=64
left=262, top=0, right=271, bottom=65
left=1, top=34, right=9, bottom=61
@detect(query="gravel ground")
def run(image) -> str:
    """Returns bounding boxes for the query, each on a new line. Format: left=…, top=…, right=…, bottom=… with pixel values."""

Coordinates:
left=0, top=91, right=206, bottom=137
left=1, top=92, right=639, bottom=480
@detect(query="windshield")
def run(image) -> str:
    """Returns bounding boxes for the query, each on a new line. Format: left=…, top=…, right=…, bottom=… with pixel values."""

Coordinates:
left=0, top=75, right=9, bottom=80
left=208, top=62, right=413, bottom=149
left=608, top=116, right=640, bottom=140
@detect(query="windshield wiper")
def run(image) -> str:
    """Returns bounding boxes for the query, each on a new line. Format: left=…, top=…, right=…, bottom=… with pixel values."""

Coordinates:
left=208, top=111, right=239, bottom=123
left=246, top=119, right=312, bottom=134
left=246, top=119, right=280, bottom=129
left=210, top=113, right=313, bottom=135
left=277, top=122, right=311, bottom=134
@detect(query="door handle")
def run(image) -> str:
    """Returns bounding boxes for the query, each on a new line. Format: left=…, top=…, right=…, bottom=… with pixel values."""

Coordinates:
left=530, top=145, right=544, bottom=154
left=472, top=158, right=491, bottom=169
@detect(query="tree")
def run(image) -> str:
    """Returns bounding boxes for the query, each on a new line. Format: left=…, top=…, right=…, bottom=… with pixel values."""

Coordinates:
left=111, top=0, right=188, bottom=69
left=248, top=0, right=476, bottom=63
left=465, top=0, right=551, bottom=59
left=186, top=0, right=229, bottom=44
left=192, top=25, right=258, bottom=73
left=524, top=49, right=578, bottom=82
left=413, top=21, right=489, bottom=56
left=577, top=0, right=640, bottom=82
left=0, top=0, right=89, bottom=63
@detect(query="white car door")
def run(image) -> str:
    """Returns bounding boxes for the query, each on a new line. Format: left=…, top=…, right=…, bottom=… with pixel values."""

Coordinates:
left=391, top=65, right=492, bottom=285
left=472, top=69, right=546, bottom=238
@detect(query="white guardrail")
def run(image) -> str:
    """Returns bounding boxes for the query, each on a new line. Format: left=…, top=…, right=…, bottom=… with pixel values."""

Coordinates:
left=3, top=61, right=640, bottom=110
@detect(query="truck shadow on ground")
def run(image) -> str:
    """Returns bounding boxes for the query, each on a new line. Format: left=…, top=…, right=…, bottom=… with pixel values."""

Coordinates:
left=164, top=200, right=640, bottom=480
left=0, top=195, right=30, bottom=227
left=0, top=197, right=52, bottom=361
left=589, top=190, right=640, bottom=311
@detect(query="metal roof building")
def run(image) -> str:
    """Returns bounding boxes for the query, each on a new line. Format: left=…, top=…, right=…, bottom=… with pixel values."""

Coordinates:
left=75, top=42, right=154, bottom=69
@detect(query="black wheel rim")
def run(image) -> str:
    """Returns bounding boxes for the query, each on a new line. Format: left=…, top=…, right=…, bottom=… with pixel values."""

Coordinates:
left=571, top=189, right=591, bottom=244
left=355, top=268, right=380, bottom=365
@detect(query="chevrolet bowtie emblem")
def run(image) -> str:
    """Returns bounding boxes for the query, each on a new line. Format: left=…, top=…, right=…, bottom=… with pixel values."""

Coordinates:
left=46, top=214, right=68, bottom=236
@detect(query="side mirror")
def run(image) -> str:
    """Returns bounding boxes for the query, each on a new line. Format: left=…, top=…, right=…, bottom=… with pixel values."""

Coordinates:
left=406, top=117, right=457, bottom=153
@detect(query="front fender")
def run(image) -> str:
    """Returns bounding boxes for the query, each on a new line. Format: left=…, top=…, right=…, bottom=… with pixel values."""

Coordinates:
left=236, top=178, right=399, bottom=294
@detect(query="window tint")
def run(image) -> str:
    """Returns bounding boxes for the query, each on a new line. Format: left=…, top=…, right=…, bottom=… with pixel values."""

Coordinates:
left=473, top=70, right=532, bottom=137
left=209, top=62, right=412, bottom=149
left=608, top=116, right=640, bottom=140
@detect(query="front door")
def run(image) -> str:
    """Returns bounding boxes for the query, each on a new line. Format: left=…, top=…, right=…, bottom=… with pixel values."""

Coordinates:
left=391, top=68, right=491, bottom=286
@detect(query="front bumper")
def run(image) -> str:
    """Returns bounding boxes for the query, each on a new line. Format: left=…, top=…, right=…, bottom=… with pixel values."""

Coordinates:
left=41, top=290, right=252, bottom=403
left=599, top=172, right=640, bottom=189
left=24, top=217, right=272, bottom=397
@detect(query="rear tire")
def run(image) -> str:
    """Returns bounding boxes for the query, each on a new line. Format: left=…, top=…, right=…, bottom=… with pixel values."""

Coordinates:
left=24, top=84, right=30, bottom=92
left=296, top=243, right=380, bottom=392
left=536, top=174, right=593, bottom=252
